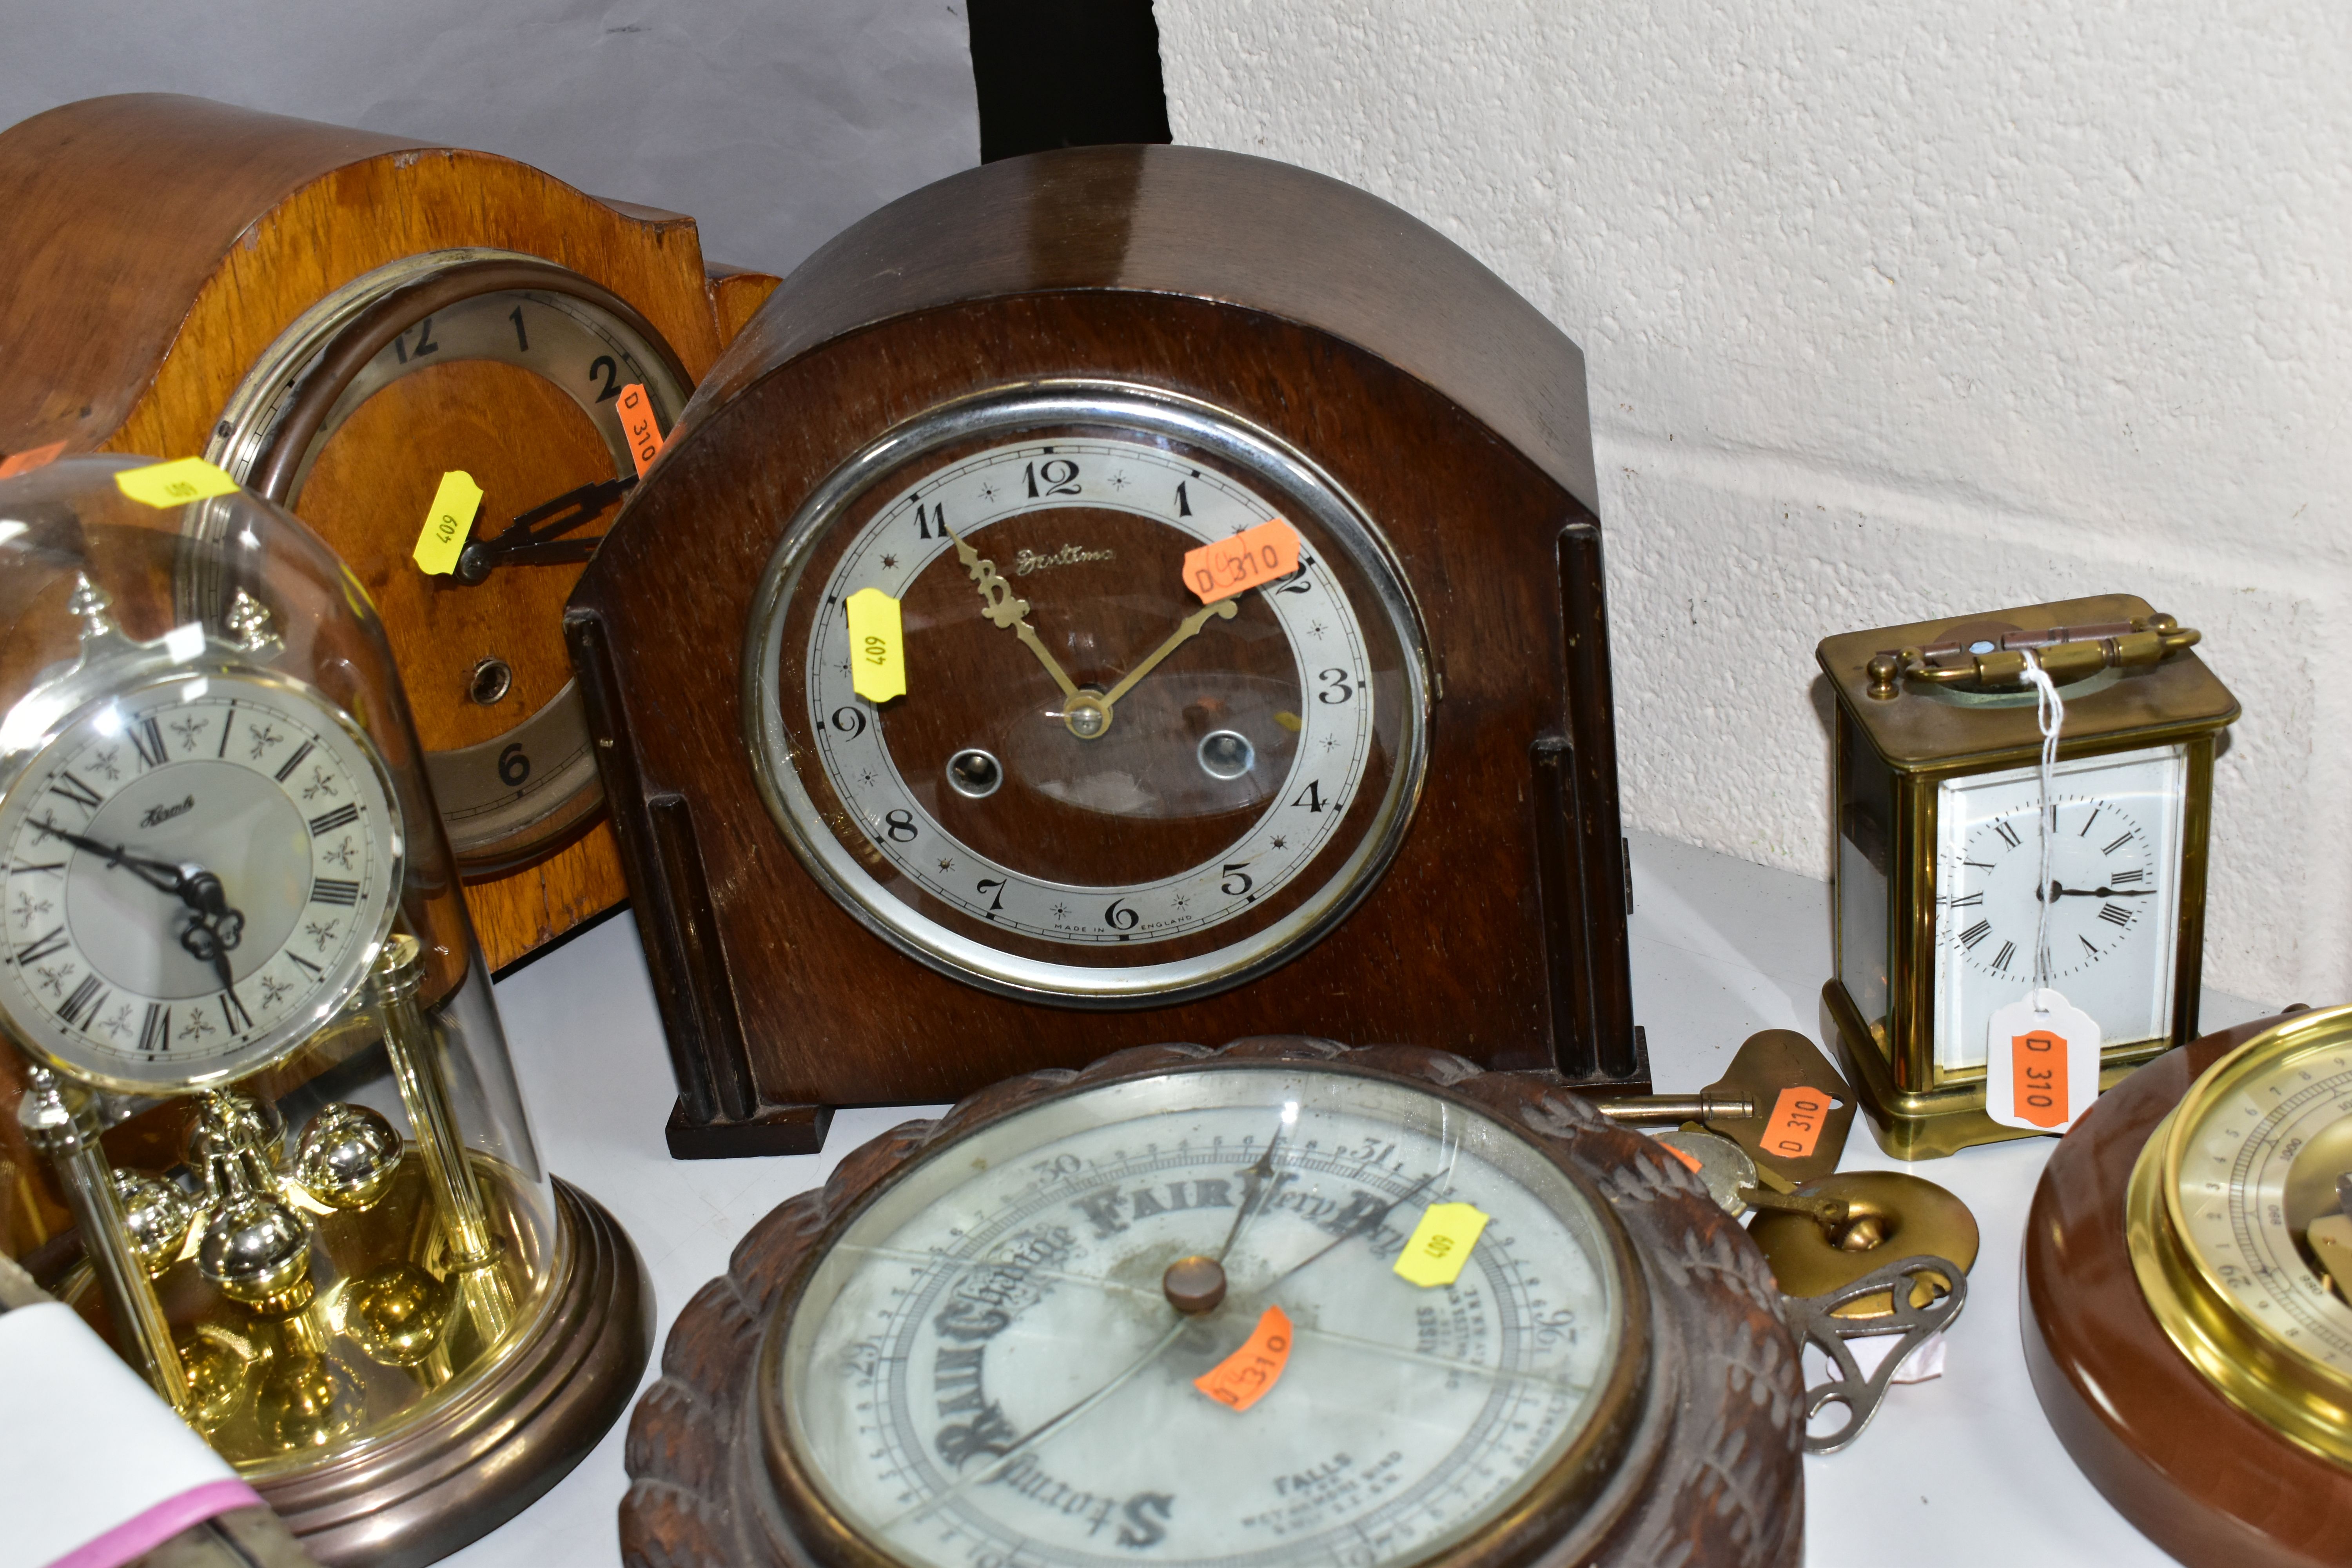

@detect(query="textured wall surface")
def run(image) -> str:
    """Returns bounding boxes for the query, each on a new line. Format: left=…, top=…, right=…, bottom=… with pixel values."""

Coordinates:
left=0, top=0, right=978, bottom=276
left=1156, top=0, right=2349, bottom=1007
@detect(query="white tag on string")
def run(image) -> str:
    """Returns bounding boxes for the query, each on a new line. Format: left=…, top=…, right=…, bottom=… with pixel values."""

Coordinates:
left=1985, top=649, right=2102, bottom=1133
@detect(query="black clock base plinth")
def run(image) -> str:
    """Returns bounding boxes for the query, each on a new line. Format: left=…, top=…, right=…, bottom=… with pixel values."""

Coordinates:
left=1552, top=1023, right=1653, bottom=1096
left=666, top=1096, right=833, bottom=1159
left=258, top=1177, right=652, bottom=1568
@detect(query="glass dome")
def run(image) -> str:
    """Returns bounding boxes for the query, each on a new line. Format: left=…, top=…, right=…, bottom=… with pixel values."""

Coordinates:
left=0, top=456, right=632, bottom=1554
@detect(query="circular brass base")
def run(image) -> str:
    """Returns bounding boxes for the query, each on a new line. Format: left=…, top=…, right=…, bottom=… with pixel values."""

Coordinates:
left=256, top=1176, right=651, bottom=1567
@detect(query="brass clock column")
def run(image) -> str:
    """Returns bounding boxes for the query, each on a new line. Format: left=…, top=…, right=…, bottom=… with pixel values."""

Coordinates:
left=1818, top=595, right=2238, bottom=1159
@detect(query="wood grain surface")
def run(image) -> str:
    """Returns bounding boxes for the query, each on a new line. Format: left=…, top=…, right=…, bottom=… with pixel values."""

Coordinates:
left=619, top=1037, right=1804, bottom=1568
left=572, top=145, right=1640, bottom=1150
left=2022, top=1009, right=2352, bottom=1567
left=0, top=93, right=778, bottom=974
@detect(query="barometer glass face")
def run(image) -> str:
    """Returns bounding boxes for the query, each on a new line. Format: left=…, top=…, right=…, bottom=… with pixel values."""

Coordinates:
left=780, top=1065, right=1633, bottom=1568
left=746, top=388, right=1429, bottom=1005
left=0, top=670, right=401, bottom=1091
left=2158, top=1027, right=2352, bottom=1387
left=1932, top=744, right=2186, bottom=1069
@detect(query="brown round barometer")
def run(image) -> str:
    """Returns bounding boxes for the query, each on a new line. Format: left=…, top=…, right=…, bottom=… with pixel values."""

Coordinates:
left=620, top=1037, right=1804, bottom=1567
left=2024, top=1006, right=2352, bottom=1566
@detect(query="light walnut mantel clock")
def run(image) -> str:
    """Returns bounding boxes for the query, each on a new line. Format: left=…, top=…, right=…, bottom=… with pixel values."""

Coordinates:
left=0, top=92, right=778, bottom=974
left=1818, top=595, right=2238, bottom=1159
left=568, top=145, right=1645, bottom=1156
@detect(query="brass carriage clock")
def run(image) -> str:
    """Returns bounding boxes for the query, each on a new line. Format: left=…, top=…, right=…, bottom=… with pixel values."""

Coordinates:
left=0, top=457, right=649, bottom=1566
left=1818, top=595, right=2237, bottom=1158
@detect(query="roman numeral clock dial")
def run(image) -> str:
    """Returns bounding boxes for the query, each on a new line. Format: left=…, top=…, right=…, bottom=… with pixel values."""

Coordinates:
left=0, top=674, right=401, bottom=1091
left=1931, top=747, right=2188, bottom=1071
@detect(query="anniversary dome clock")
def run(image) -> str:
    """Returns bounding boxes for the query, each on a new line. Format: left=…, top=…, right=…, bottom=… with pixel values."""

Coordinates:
left=0, top=458, right=648, bottom=1565
left=2025, top=1006, right=2352, bottom=1567
left=621, top=1036, right=1805, bottom=1568
left=0, top=93, right=776, bottom=973
left=1817, top=596, right=2237, bottom=1158
left=570, top=145, right=1643, bottom=1156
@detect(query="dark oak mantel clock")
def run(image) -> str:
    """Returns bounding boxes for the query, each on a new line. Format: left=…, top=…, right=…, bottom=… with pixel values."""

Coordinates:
left=1818, top=595, right=2237, bottom=1159
left=0, top=92, right=778, bottom=976
left=568, top=145, right=1643, bottom=1156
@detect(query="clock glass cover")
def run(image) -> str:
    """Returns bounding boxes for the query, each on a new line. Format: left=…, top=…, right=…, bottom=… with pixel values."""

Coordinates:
left=746, top=386, right=1430, bottom=1006
left=0, top=458, right=576, bottom=1477
left=778, top=1062, right=1640, bottom=1568
left=1933, top=744, right=2187, bottom=1069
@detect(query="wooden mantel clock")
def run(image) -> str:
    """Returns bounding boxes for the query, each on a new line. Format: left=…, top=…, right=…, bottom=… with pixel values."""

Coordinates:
left=0, top=92, right=777, bottom=974
left=568, top=145, right=1643, bottom=1156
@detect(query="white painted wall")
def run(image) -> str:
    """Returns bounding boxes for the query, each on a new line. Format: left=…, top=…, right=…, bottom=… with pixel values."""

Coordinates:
left=1156, top=0, right=2350, bottom=1008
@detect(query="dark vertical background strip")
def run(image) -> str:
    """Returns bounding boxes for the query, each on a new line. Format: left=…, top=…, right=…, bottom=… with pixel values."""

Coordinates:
left=967, top=0, right=1173, bottom=163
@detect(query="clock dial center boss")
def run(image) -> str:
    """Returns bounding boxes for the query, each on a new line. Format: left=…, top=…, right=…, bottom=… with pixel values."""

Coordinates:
left=746, top=390, right=1427, bottom=1003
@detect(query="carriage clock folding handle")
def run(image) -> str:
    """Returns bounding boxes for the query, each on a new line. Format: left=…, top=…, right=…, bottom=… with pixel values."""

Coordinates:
left=1865, top=612, right=2202, bottom=700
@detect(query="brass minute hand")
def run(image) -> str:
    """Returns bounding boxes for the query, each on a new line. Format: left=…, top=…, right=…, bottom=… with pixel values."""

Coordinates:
left=946, top=528, right=1078, bottom=699
left=1100, top=598, right=1241, bottom=710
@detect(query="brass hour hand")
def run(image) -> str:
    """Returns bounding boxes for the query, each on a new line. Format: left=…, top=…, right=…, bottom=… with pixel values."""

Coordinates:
left=1100, top=599, right=1240, bottom=710
left=947, top=528, right=1078, bottom=699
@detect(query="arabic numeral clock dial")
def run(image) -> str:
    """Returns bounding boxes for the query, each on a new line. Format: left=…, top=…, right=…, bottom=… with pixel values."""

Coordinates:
left=621, top=1040, right=1806, bottom=1568
left=1933, top=747, right=2187, bottom=1071
left=748, top=388, right=1427, bottom=1004
left=0, top=672, right=401, bottom=1091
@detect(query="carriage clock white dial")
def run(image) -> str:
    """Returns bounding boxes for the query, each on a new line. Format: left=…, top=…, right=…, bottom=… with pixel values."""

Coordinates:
left=0, top=660, right=401, bottom=1092
left=747, top=388, right=1429, bottom=1007
left=1933, top=744, right=2187, bottom=1069
left=784, top=1067, right=1628, bottom=1568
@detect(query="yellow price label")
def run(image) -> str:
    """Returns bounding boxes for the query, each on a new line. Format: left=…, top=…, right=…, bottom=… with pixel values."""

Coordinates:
left=412, top=470, right=485, bottom=576
left=1392, top=1201, right=1490, bottom=1289
left=114, top=456, right=240, bottom=508
left=846, top=587, right=906, bottom=702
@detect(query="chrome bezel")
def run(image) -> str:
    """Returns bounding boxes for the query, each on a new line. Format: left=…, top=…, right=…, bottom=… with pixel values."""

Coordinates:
left=742, top=382, right=1431, bottom=1008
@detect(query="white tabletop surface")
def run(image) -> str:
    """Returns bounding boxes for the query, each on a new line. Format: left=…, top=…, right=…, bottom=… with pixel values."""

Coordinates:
left=451, top=828, right=2272, bottom=1568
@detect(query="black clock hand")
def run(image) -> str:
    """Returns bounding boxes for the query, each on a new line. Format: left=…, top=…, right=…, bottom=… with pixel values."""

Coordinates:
left=452, top=474, right=636, bottom=584
left=31, top=818, right=248, bottom=961
left=2048, top=882, right=2158, bottom=899
left=30, top=820, right=191, bottom=895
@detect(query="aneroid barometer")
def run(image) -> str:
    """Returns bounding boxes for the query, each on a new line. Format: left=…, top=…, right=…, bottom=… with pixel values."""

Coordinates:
left=571, top=144, right=1644, bottom=1158
left=0, top=458, right=648, bottom=1566
left=1817, top=595, right=2237, bottom=1158
left=2026, top=1007, right=2352, bottom=1568
left=621, top=1037, right=1804, bottom=1568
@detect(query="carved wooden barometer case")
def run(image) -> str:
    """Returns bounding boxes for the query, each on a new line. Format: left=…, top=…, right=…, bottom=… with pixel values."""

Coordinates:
left=570, top=146, right=1642, bottom=1156
left=621, top=1036, right=1804, bottom=1568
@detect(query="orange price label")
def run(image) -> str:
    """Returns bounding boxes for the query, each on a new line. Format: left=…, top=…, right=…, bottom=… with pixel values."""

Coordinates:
left=0, top=440, right=65, bottom=479
left=1762, top=1086, right=1832, bottom=1161
left=1182, top=518, right=1302, bottom=604
left=615, top=383, right=664, bottom=477
left=1193, top=1304, right=1293, bottom=1413
left=2010, top=1030, right=2069, bottom=1131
